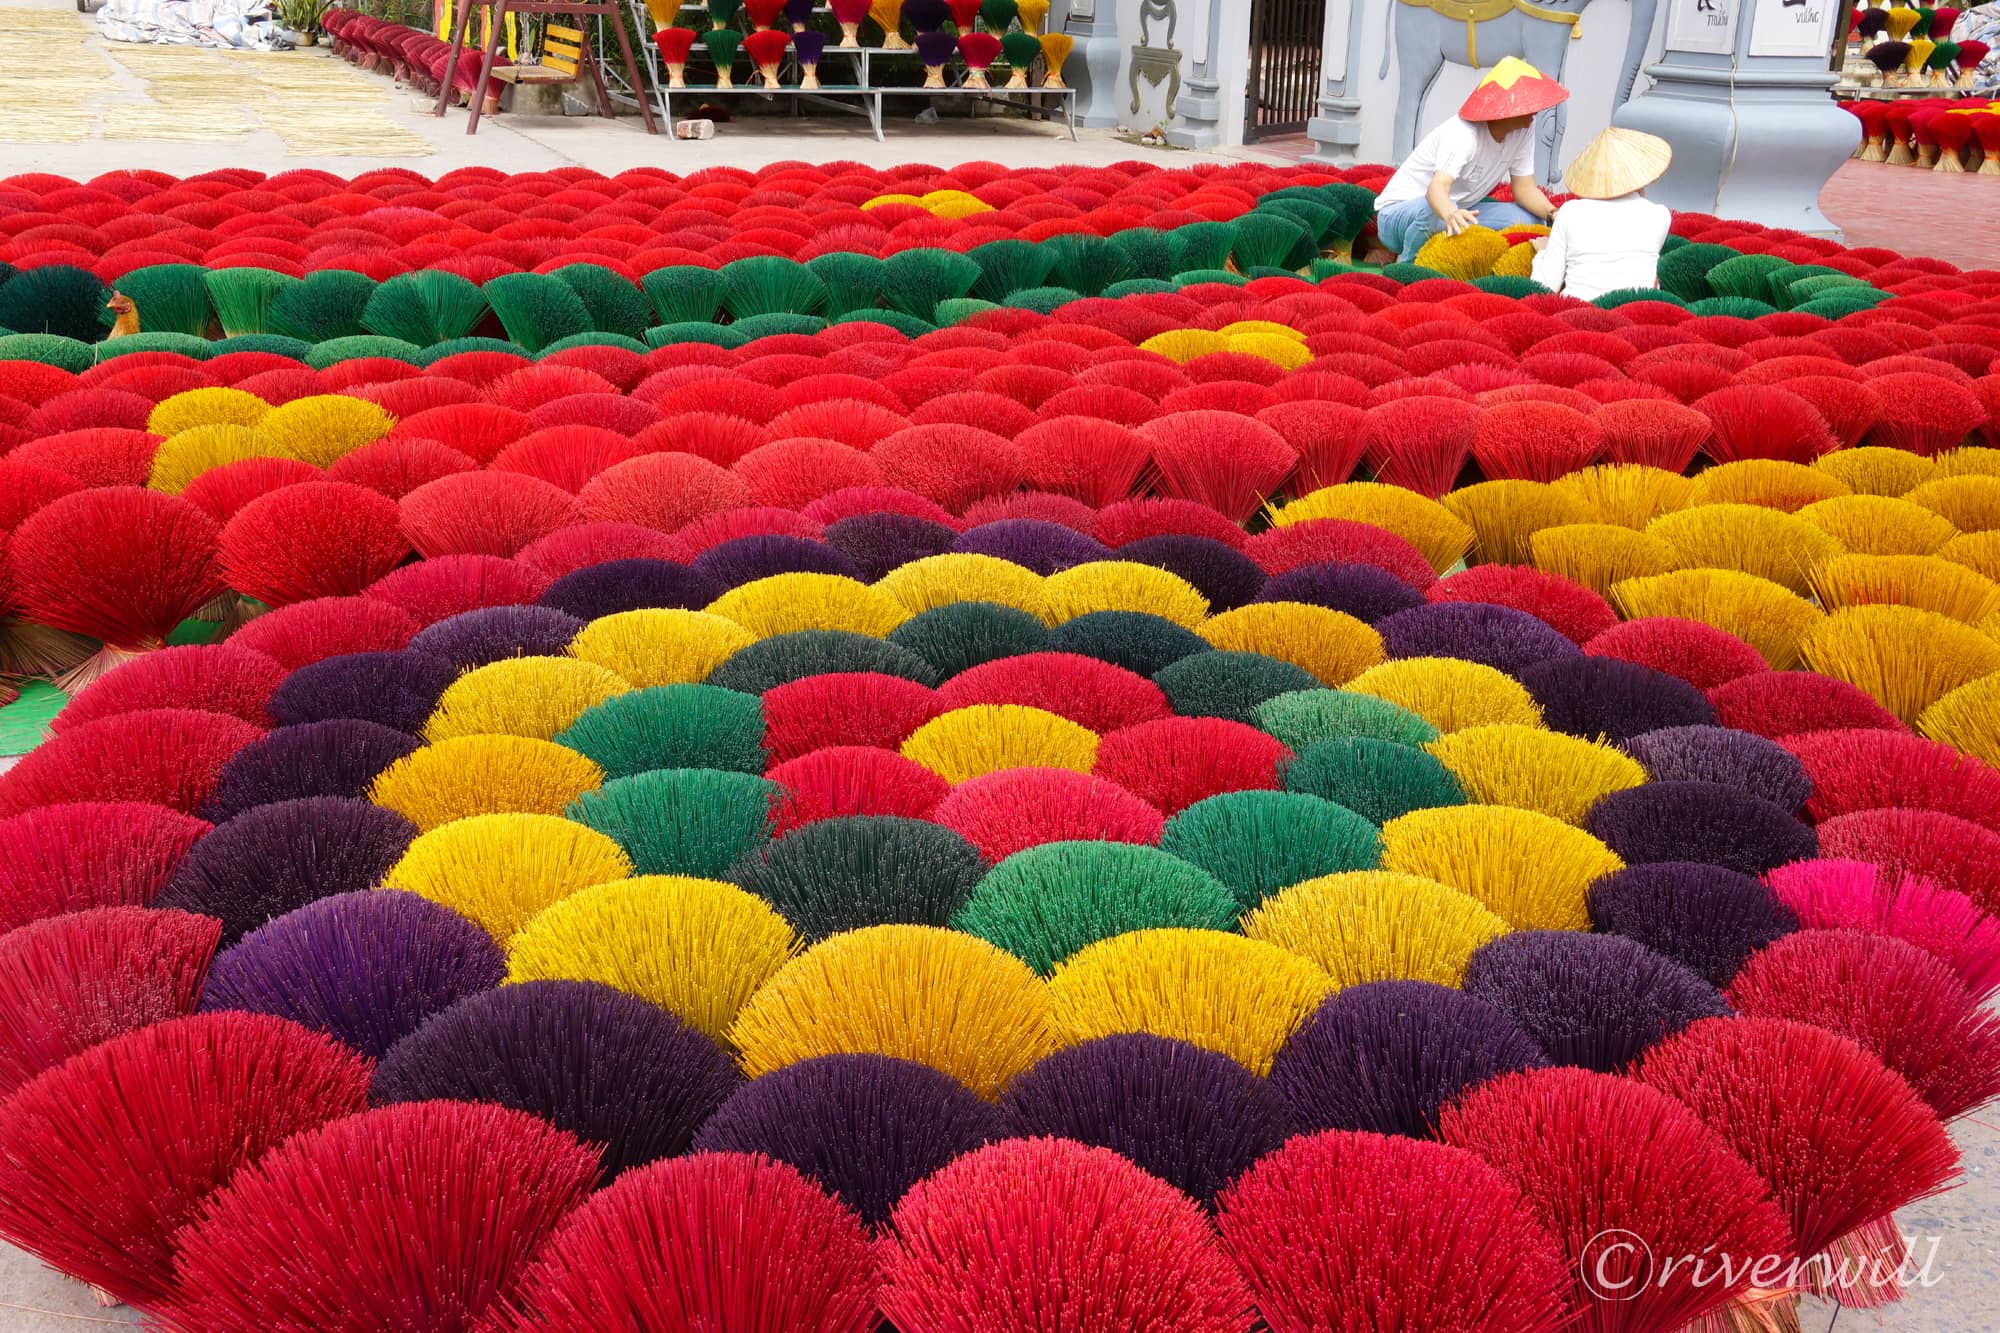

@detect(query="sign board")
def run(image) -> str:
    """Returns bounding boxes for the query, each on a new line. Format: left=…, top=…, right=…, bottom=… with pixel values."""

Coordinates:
left=1748, top=0, right=1841, bottom=57
left=1666, top=0, right=1740, bottom=55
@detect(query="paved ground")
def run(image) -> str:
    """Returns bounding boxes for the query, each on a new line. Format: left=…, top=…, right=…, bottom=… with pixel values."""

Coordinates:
left=0, top=0, right=1279, bottom=177
left=1819, top=160, right=2000, bottom=271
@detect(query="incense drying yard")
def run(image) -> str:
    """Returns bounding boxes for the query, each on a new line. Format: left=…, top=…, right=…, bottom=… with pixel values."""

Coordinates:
left=0, top=90, right=1999, bottom=1333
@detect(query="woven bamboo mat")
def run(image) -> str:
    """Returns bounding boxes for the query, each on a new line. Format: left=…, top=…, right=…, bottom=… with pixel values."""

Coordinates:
left=0, top=2, right=432, bottom=156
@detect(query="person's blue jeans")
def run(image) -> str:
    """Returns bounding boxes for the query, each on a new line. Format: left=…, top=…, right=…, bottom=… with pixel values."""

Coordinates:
left=1375, top=196, right=1538, bottom=263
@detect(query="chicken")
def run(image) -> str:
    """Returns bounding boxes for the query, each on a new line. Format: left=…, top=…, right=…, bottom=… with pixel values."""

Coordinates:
left=106, top=292, right=141, bottom=339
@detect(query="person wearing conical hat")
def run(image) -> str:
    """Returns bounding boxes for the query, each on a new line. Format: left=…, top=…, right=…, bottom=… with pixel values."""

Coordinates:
left=1372, top=57, right=1569, bottom=265
left=1529, top=127, right=1674, bottom=302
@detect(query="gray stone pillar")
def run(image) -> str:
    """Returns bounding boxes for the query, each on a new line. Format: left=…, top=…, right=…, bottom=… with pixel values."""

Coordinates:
left=1061, top=0, right=1125, bottom=129
left=1304, top=0, right=1363, bottom=165
left=1166, top=0, right=1226, bottom=148
left=1613, top=0, right=1859, bottom=234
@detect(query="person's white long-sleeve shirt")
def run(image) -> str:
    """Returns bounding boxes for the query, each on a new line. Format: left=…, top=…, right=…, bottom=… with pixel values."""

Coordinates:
left=1529, top=194, right=1673, bottom=302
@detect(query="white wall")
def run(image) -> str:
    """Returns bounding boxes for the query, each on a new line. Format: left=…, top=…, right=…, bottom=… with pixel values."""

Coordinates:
left=1097, top=0, right=1667, bottom=163
left=1102, top=0, right=1252, bottom=145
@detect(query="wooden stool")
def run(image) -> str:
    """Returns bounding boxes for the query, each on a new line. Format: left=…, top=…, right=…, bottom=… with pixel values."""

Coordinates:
left=434, top=0, right=657, bottom=136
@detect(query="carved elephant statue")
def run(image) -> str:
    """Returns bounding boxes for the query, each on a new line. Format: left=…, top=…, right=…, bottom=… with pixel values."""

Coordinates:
left=1380, top=0, right=1660, bottom=182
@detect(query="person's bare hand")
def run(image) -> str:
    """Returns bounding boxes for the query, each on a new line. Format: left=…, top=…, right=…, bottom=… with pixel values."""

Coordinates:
left=1443, top=208, right=1479, bottom=237
left=1530, top=236, right=1548, bottom=252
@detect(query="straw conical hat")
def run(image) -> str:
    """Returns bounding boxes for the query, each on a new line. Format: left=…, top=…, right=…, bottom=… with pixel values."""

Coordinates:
left=1563, top=127, right=1672, bottom=199
left=1458, top=57, right=1569, bottom=121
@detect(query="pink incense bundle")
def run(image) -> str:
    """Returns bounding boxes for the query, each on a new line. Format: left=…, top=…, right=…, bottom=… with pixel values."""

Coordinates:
left=0, top=709, right=263, bottom=819
left=0, top=1012, right=370, bottom=1310
left=746, top=28, right=793, bottom=87
left=0, top=907, right=220, bottom=1096
left=51, top=643, right=285, bottom=735
left=1138, top=410, right=1299, bottom=524
left=1766, top=858, right=2000, bottom=1001
left=220, top=481, right=411, bottom=605
left=398, top=471, right=580, bottom=560
left=0, top=802, right=211, bottom=933
left=1362, top=396, right=1477, bottom=498
left=365, top=554, right=550, bottom=628
left=3, top=487, right=225, bottom=688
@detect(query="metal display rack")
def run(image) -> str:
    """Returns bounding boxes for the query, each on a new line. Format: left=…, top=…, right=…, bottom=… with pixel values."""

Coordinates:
left=618, top=1, right=1076, bottom=141
left=1840, top=84, right=1989, bottom=99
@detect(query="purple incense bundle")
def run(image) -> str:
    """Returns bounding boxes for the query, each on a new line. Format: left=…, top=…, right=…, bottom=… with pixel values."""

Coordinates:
left=1462, top=930, right=1732, bottom=1073
left=1121, top=535, right=1268, bottom=613
left=1376, top=602, right=1581, bottom=677
left=1586, top=780, right=1818, bottom=876
left=1255, top=561, right=1422, bottom=625
left=537, top=558, right=724, bottom=621
left=1001, top=1033, right=1295, bottom=1207
left=266, top=650, right=457, bottom=735
left=1623, top=724, right=1813, bottom=812
left=373, top=980, right=741, bottom=1184
left=1269, top=980, right=1549, bottom=1138
left=1588, top=860, right=1799, bottom=987
left=952, top=520, right=1112, bottom=576
left=690, top=535, right=865, bottom=591
left=200, top=889, right=505, bottom=1059
left=822, top=513, right=958, bottom=581
left=201, top=720, right=422, bottom=821
left=1516, top=655, right=1716, bottom=743
left=154, top=796, right=418, bottom=944
left=693, top=1053, right=1005, bottom=1225
left=406, top=605, right=585, bottom=672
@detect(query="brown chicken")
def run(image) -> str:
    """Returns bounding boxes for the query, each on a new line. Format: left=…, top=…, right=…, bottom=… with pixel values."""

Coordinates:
left=106, top=292, right=141, bottom=339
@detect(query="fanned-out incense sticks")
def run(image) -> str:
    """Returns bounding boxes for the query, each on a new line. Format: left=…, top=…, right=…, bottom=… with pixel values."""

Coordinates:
left=2, top=159, right=1999, bottom=1332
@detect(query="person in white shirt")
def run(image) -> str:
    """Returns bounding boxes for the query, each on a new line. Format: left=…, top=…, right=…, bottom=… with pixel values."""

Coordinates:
left=1531, top=127, right=1675, bottom=301
left=1373, top=57, right=1568, bottom=264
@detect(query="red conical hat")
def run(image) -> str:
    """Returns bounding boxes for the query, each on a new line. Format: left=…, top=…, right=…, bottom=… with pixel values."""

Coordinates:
left=1458, top=57, right=1570, bottom=121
